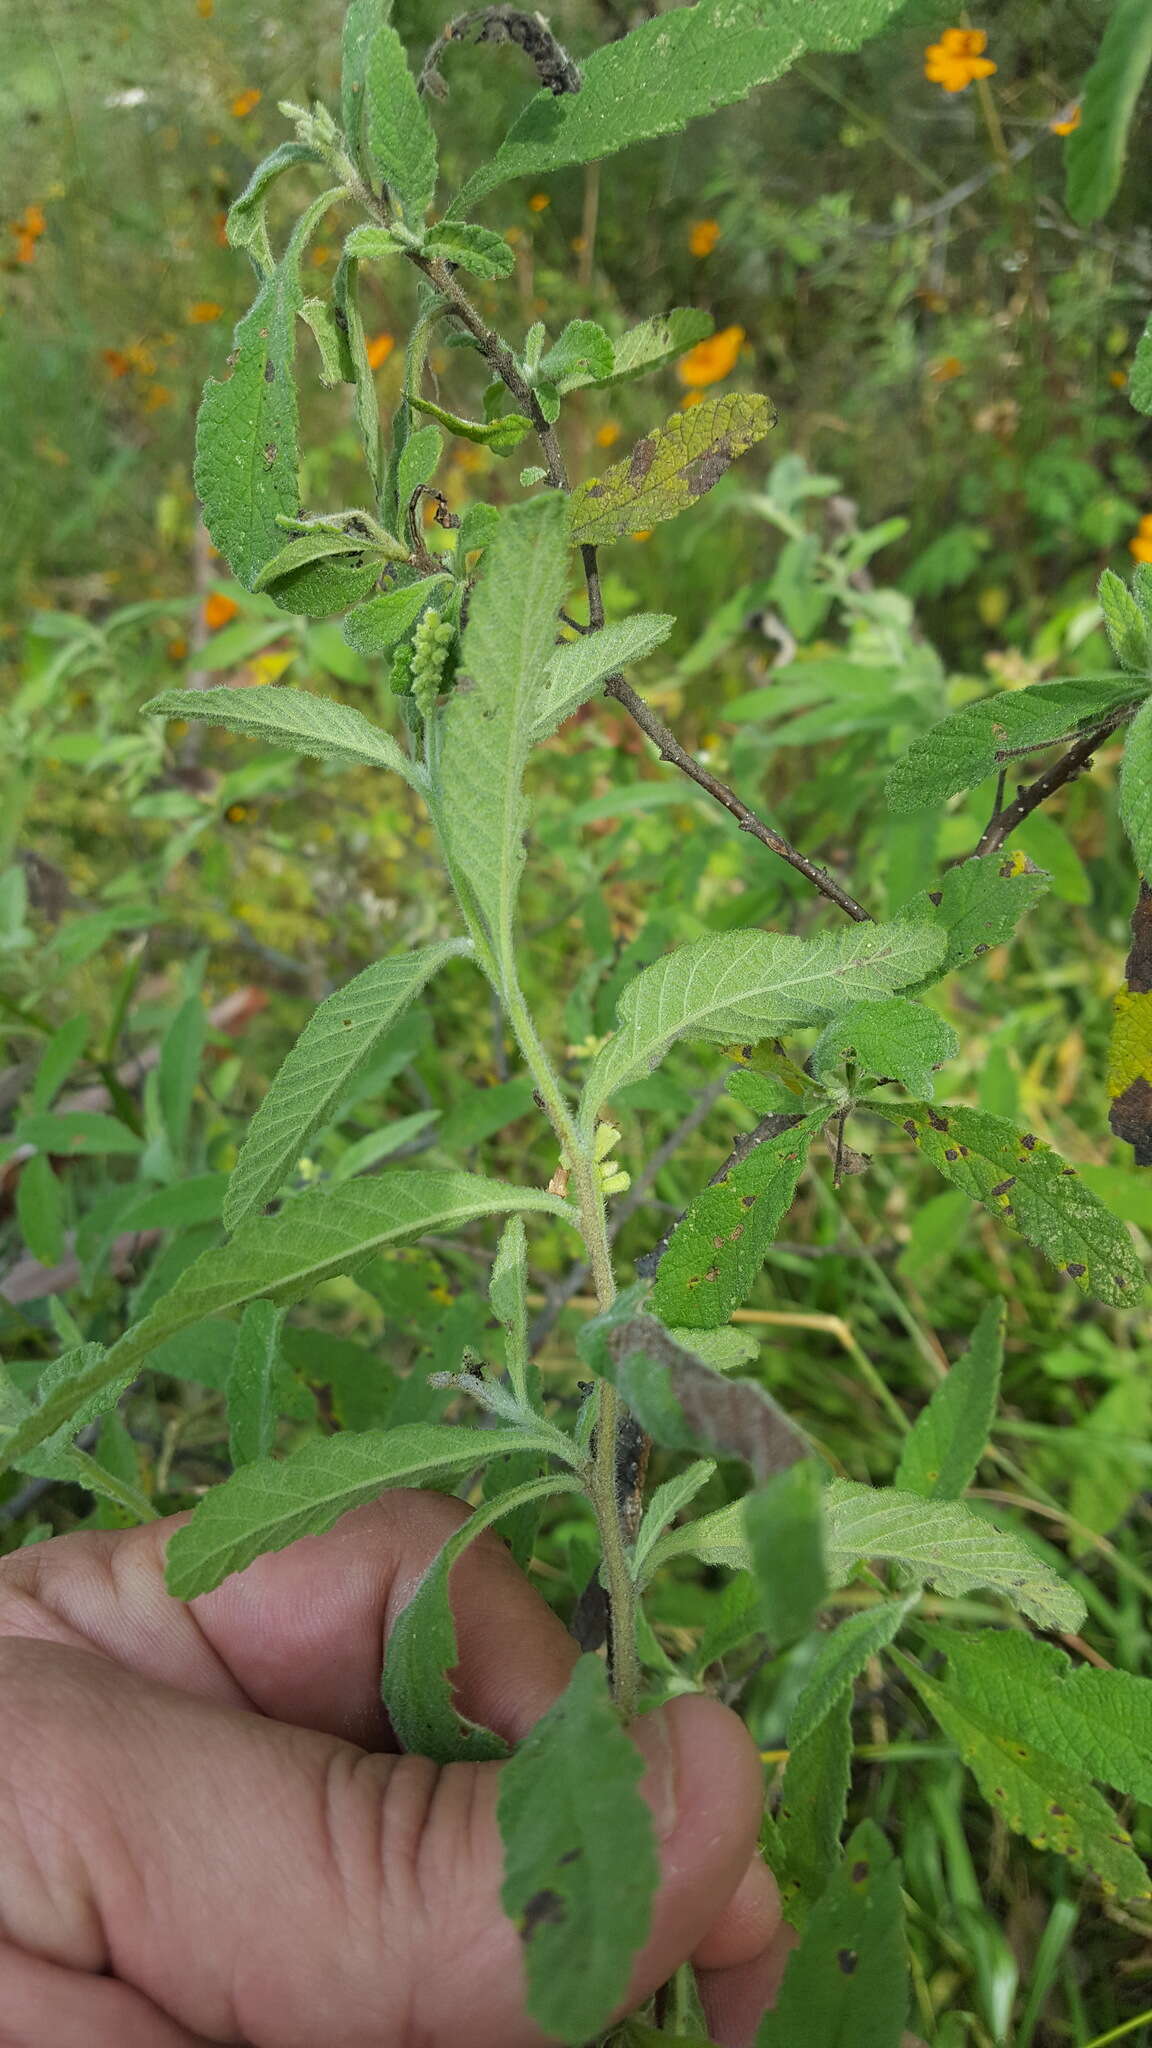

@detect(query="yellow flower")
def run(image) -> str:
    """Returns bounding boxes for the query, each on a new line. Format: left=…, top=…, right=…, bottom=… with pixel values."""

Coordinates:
left=187, top=299, right=223, bottom=323
left=689, top=218, right=721, bottom=258
left=676, top=324, right=745, bottom=388
left=143, top=383, right=173, bottom=411
left=527, top=192, right=550, bottom=212
left=1050, top=103, right=1081, bottom=136
left=1129, top=515, right=1152, bottom=565
left=928, top=354, right=965, bottom=382
left=594, top=421, right=621, bottom=448
left=680, top=391, right=704, bottom=410
left=167, top=636, right=188, bottom=661
left=197, top=0, right=214, bottom=16
left=631, top=529, right=654, bottom=542
left=365, top=331, right=395, bottom=369
left=924, top=27, right=996, bottom=93
left=226, top=803, right=249, bottom=824
left=310, top=243, right=331, bottom=268
left=231, top=88, right=261, bottom=118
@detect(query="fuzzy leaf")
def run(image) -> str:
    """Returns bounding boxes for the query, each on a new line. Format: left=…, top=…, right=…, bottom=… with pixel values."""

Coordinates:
left=341, top=0, right=383, bottom=169
left=343, top=225, right=408, bottom=263
left=533, top=614, right=675, bottom=742
left=1065, top=0, right=1152, bottom=224
left=1131, top=309, right=1152, bottom=417
left=898, top=1655, right=1151, bottom=1901
left=538, top=320, right=614, bottom=391
left=630, top=1459, right=717, bottom=1583
left=498, top=1655, right=660, bottom=2044
left=16, top=1153, right=65, bottom=1268
left=343, top=573, right=452, bottom=655
left=1120, top=696, right=1152, bottom=879
left=579, top=309, right=714, bottom=391
left=15, top=1110, right=142, bottom=1157
left=886, top=676, right=1143, bottom=812
left=936, top=1628, right=1152, bottom=1807
left=758, top=1821, right=907, bottom=2044
left=435, top=494, right=570, bottom=975
left=896, top=1299, right=1003, bottom=1500
left=142, top=687, right=425, bottom=791
left=872, top=1101, right=1143, bottom=1307
left=570, top=394, right=775, bottom=546
left=490, top=1214, right=530, bottom=1402
left=226, top=141, right=325, bottom=272
left=898, top=854, right=1050, bottom=974
left=333, top=253, right=382, bottom=500
left=251, top=526, right=398, bottom=593
left=788, top=1596, right=919, bottom=1749
left=360, top=19, right=437, bottom=222
left=648, top=1113, right=824, bottom=1329
left=1099, top=568, right=1152, bottom=673
left=193, top=267, right=303, bottom=589
left=300, top=295, right=345, bottom=386
left=226, top=1300, right=285, bottom=1467
left=744, top=1460, right=827, bottom=1647
left=223, top=942, right=469, bottom=1228
left=654, top=1480, right=1085, bottom=1633
left=164, top=1422, right=542, bottom=1599
left=424, top=221, right=516, bottom=279
left=813, top=995, right=957, bottom=1096
left=763, top=1691, right=854, bottom=1931
left=580, top=921, right=946, bottom=1127
left=396, top=425, right=443, bottom=506
left=0, top=1175, right=575, bottom=1472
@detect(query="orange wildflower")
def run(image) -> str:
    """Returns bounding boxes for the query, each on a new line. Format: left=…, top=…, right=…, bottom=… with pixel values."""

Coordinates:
left=569, top=234, right=587, bottom=254
left=689, top=219, right=721, bottom=258
left=924, top=27, right=996, bottom=93
left=527, top=192, right=550, bottom=212
left=365, top=331, right=395, bottom=369
left=10, top=203, right=47, bottom=263
left=594, top=421, right=621, bottom=448
left=167, top=637, right=189, bottom=661
left=1050, top=103, right=1081, bottom=135
left=929, top=354, right=965, bottom=382
left=1110, top=369, right=1128, bottom=389
left=681, top=391, right=704, bottom=409
left=204, top=592, right=240, bottom=629
left=126, top=341, right=157, bottom=376
left=213, top=210, right=229, bottom=246
left=310, top=244, right=331, bottom=268
left=676, top=324, right=745, bottom=388
left=1129, top=516, right=1152, bottom=565
left=143, top=383, right=173, bottom=411
left=102, top=348, right=133, bottom=378
left=231, top=88, right=261, bottom=118
left=225, top=804, right=249, bottom=823
left=631, top=530, right=654, bottom=542
left=188, top=300, right=223, bottom=323
left=197, top=0, right=214, bottom=15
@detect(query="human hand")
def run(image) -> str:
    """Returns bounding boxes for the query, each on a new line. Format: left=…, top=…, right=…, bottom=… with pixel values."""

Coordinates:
left=0, top=1489, right=790, bottom=2047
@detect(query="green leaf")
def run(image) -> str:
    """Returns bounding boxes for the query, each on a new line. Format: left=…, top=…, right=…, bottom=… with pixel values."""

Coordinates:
left=452, top=4, right=808, bottom=214
left=896, top=1299, right=1004, bottom=1500
left=396, top=425, right=443, bottom=507
left=424, top=221, right=515, bottom=279
left=360, top=20, right=437, bottom=222
left=533, top=614, right=675, bottom=743
left=579, top=1312, right=810, bottom=1488
left=194, top=267, right=302, bottom=589
left=0, top=1174, right=576, bottom=1472
left=537, top=320, right=614, bottom=392
left=648, top=1113, right=824, bottom=1329
left=490, top=1214, right=530, bottom=1403
left=937, top=1628, right=1152, bottom=1807
left=31, top=1014, right=88, bottom=1112
left=16, top=1153, right=65, bottom=1268
left=498, top=1654, right=660, bottom=2045
left=1065, top=0, right=1152, bottom=224
left=341, top=0, right=383, bottom=170
left=763, top=1691, right=854, bottom=1930
left=757, top=1821, right=907, bottom=2044
left=158, top=996, right=205, bottom=1161
left=226, top=141, right=325, bottom=272
left=871, top=1101, right=1143, bottom=1307
left=630, top=1459, right=717, bottom=1583
left=1131, top=308, right=1152, bottom=417
left=224, top=941, right=470, bottom=1229
left=1120, top=695, right=1152, bottom=878
left=333, top=253, right=382, bottom=500
left=410, top=393, right=534, bottom=453
left=813, top=995, right=957, bottom=1096
left=886, top=676, right=1144, bottom=812
left=299, top=295, right=345, bottom=387
left=15, top=1110, right=142, bottom=1157
left=898, top=854, right=1050, bottom=974
left=382, top=1471, right=582, bottom=1762
left=434, top=494, right=570, bottom=977
left=342, top=225, right=408, bottom=263
left=164, top=1422, right=545, bottom=1599
left=665, top=1325, right=761, bottom=1371
left=788, top=1596, right=918, bottom=1749
left=250, top=527, right=396, bottom=592
left=654, top=1480, right=1085, bottom=1633
left=142, top=687, right=425, bottom=792
left=579, top=921, right=946, bottom=1128
left=1099, top=568, right=1152, bottom=673
left=744, top=1460, right=827, bottom=1647
left=227, top=1300, right=286, bottom=1467
left=897, top=1654, right=1151, bottom=1902
left=771, top=0, right=909, bottom=50
left=343, top=573, right=452, bottom=655
left=570, top=394, right=776, bottom=547
left=574, top=309, right=714, bottom=392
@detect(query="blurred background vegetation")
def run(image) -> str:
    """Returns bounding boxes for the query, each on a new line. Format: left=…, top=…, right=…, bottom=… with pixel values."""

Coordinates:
left=3, top=2, right=1152, bottom=2041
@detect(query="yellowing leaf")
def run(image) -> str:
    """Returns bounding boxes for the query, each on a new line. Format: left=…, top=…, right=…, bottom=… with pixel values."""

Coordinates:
left=570, top=393, right=776, bottom=546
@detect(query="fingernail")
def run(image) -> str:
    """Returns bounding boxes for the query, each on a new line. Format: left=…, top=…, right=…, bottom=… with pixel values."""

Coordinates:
left=633, top=1705, right=680, bottom=1840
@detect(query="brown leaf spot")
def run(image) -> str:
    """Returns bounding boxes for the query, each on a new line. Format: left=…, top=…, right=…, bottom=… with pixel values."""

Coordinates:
left=558, top=1847, right=583, bottom=1866
left=927, top=1109, right=949, bottom=1132
left=927, top=890, right=943, bottom=906
left=628, top=435, right=658, bottom=485
left=989, top=1177, right=1016, bottom=1198
left=264, top=359, right=276, bottom=382
left=1065, top=1262, right=1086, bottom=1280
left=903, top=1119, right=918, bottom=1138
left=1049, top=1803, right=1067, bottom=1818
left=682, top=436, right=736, bottom=498
left=850, top=1860, right=869, bottom=1883
left=520, top=1889, right=566, bottom=1940
left=1020, top=1133, right=1038, bottom=1151
left=837, top=1949, right=858, bottom=1975
left=944, top=1148, right=958, bottom=1162
left=740, top=1193, right=756, bottom=1209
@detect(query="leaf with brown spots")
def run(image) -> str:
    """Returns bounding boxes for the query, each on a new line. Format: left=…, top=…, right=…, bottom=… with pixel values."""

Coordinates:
left=757, top=1821, right=907, bottom=2045
left=498, top=1655, right=659, bottom=2044
left=897, top=1653, right=1151, bottom=1901
left=872, top=1101, right=1143, bottom=1307
left=569, top=392, right=776, bottom=546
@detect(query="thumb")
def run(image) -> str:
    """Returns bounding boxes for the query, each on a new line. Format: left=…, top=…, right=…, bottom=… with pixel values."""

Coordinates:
left=0, top=1639, right=767, bottom=2048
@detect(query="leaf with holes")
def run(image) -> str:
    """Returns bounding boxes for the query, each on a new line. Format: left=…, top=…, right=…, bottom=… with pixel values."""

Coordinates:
left=872, top=1101, right=1143, bottom=1306
left=570, top=394, right=775, bottom=547
left=580, top=309, right=714, bottom=391
left=648, top=1112, right=824, bottom=1329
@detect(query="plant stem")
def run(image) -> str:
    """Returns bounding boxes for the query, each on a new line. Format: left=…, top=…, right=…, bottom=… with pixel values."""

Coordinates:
left=1079, top=2010, right=1152, bottom=2048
